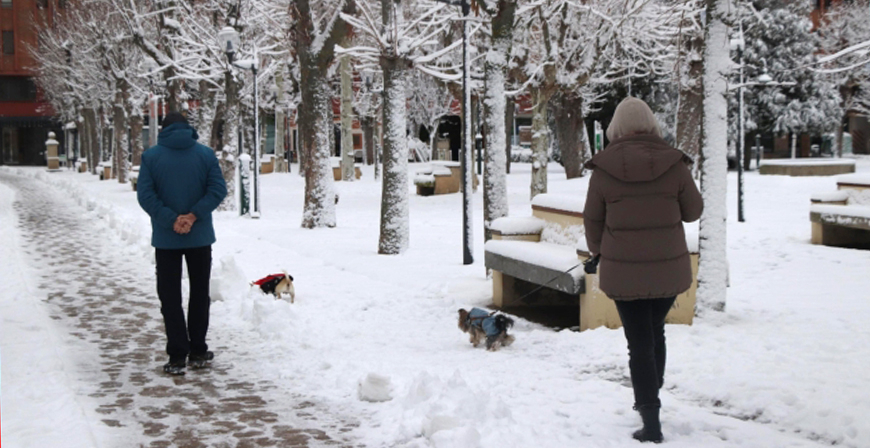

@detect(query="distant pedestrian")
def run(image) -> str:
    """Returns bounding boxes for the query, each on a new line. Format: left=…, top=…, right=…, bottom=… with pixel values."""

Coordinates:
left=583, top=97, right=703, bottom=443
left=137, top=111, right=227, bottom=376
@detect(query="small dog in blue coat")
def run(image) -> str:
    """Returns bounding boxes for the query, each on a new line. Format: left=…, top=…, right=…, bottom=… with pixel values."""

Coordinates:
left=458, top=308, right=515, bottom=351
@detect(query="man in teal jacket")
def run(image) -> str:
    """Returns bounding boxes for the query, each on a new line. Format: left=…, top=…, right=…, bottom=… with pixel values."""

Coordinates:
left=137, top=111, right=227, bottom=375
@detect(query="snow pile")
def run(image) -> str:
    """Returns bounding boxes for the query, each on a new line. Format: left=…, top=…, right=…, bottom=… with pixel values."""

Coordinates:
left=372, top=372, right=512, bottom=448
left=210, top=255, right=248, bottom=302
left=540, top=222, right=584, bottom=246
left=358, top=373, right=394, bottom=402
left=844, top=188, right=870, bottom=205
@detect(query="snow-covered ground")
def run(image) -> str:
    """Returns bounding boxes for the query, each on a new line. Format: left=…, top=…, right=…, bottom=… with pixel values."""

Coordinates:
left=2, top=158, right=870, bottom=448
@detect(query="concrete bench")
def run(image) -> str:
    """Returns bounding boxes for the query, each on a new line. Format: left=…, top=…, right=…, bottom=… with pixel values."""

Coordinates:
left=330, top=157, right=362, bottom=180
left=413, top=161, right=478, bottom=195
left=760, top=158, right=856, bottom=176
left=810, top=174, right=870, bottom=248
left=485, top=193, right=698, bottom=332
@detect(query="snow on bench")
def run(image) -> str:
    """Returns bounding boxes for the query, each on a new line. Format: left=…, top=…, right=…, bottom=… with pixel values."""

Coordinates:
left=414, top=162, right=462, bottom=196
left=485, top=240, right=584, bottom=295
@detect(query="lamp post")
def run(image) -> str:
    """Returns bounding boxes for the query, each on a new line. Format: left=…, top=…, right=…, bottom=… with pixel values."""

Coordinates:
left=731, top=28, right=746, bottom=223
left=433, top=0, right=473, bottom=265
left=219, top=26, right=261, bottom=219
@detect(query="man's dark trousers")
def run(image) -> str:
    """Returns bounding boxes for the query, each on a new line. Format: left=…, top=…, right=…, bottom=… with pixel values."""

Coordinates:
left=155, top=245, right=212, bottom=361
left=614, top=296, right=676, bottom=408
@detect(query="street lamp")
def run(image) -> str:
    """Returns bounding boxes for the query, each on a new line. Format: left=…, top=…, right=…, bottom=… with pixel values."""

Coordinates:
left=218, top=26, right=261, bottom=219
left=433, top=0, right=473, bottom=265
left=730, top=28, right=747, bottom=223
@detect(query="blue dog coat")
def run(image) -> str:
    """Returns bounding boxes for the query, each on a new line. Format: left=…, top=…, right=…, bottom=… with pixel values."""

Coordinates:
left=467, top=307, right=500, bottom=337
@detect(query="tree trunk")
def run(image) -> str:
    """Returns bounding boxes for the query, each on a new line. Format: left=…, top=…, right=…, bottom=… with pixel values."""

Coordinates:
left=340, top=55, right=355, bottom=181
left=82, top=107, right=99, bottom=175
left=218, top=69, right=239, bottom=211
left=197, top=79, right=214, bottom=147
left=676, top=34, right=705, bottom=177
left=362, top=116, right=375, bottom=166
left=275, top=62, right=287, bottom=172
left=697, top=0, right=729, bottom=314
left=530, top=88, right=552, bottom=199
left=130, top=113, right=144, bottom=167
left=378, top=57, right=410, bottom=254
left=113, top=85, right=129, bottom=184
left=298, top=61, right=337, bottom=228
left=482, top=0, right=516, bottom=242
left=553, top=92, right=589, bottom=179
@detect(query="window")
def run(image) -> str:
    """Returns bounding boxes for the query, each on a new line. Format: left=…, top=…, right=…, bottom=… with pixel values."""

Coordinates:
left=58, top=0, right=66, bottom=8
left=0, top=0, right=11, bottom=9
left=2, top=31, right=13, bottom=55
left=36, top=0, right=47, bottom=8
left=0, top=77, right=37, bottom=101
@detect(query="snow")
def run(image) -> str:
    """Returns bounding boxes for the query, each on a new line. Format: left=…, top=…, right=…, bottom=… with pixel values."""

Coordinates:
left=530, top=193, right=585, bottom=214
left=811, top=204, right=870, bottom=220
left=0, top=180, right=105, bottom=447
left=484, top=240, right=584, bottom=283
left=760, top=158, right=856, bottom=167
left=837, top=173, right=870, bottom=186
left=489, top=216, right=545, bottom=235
left=810, top=191, right=850, bottom=202
left=4, top=158, right=870, bottom=448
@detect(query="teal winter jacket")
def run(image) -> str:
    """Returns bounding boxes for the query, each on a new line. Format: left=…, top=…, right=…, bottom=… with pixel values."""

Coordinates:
left=137, top=122, right=227, bottom=249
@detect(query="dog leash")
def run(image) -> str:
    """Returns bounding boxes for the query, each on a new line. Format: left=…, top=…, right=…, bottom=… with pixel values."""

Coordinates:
left=513, top=255, right=600, bottom=304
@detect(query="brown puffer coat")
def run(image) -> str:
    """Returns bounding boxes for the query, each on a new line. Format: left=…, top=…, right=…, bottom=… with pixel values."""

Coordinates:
left=583, top=134, right=703, bottom=300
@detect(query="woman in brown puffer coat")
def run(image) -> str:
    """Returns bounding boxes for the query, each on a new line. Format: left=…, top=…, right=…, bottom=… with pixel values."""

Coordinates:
left=583, top=97, right=703, bottom=443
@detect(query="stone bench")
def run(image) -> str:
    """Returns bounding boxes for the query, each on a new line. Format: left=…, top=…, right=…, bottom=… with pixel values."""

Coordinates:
left=330, top=157, right=362, bottom=180
left=760, top=158, right=856, bottom=176
left=485, top=193, right=698, bottom=331
left=810, top=174, right=870, bottom=248
left=414, top=163, right=459, bottom=196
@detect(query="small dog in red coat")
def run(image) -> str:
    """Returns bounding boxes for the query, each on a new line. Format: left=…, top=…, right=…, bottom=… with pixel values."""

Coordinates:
left=251, top=272, right=296, bottom=303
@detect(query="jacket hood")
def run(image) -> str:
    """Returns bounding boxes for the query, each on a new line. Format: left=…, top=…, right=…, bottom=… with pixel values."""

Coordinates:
left=586, top=134, right=691, bottom=182
left=157, top=122, right=200, bottom=150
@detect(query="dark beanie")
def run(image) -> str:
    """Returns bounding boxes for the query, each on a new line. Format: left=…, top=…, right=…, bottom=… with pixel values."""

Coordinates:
left=162, top=111, right=188, bottom=127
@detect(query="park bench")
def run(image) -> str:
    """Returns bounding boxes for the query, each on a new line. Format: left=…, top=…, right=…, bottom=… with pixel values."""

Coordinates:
left=414, top=161, right=478, bottom=195
left=330, top=157, right=362, bottom=180
left=485, top=193, right=698, bottom=331
left=810, top=174, right=870, bottom=248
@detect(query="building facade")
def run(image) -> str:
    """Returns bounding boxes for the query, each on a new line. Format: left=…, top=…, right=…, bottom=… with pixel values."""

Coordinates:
left=0, top=0, right=64, bottom=166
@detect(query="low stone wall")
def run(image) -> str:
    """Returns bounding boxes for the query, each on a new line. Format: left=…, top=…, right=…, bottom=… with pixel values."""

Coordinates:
left=760, top=159, right=855, bottom=176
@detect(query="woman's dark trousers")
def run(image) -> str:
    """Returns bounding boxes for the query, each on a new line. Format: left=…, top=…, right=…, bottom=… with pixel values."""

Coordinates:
left=614, top=296, right=676, bottom=409
left=155, top=246, right=212, bottom=362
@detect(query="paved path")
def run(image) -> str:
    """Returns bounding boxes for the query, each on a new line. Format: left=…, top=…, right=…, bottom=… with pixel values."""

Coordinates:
left=1, top=173, right=358, bottom=448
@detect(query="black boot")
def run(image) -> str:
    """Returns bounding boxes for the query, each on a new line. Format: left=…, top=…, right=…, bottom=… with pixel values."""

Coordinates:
left=633, top=405, right=663, bottom=443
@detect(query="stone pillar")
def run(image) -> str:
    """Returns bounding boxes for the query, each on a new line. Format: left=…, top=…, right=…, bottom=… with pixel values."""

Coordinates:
left=46, top=132, right=60, bottom=171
